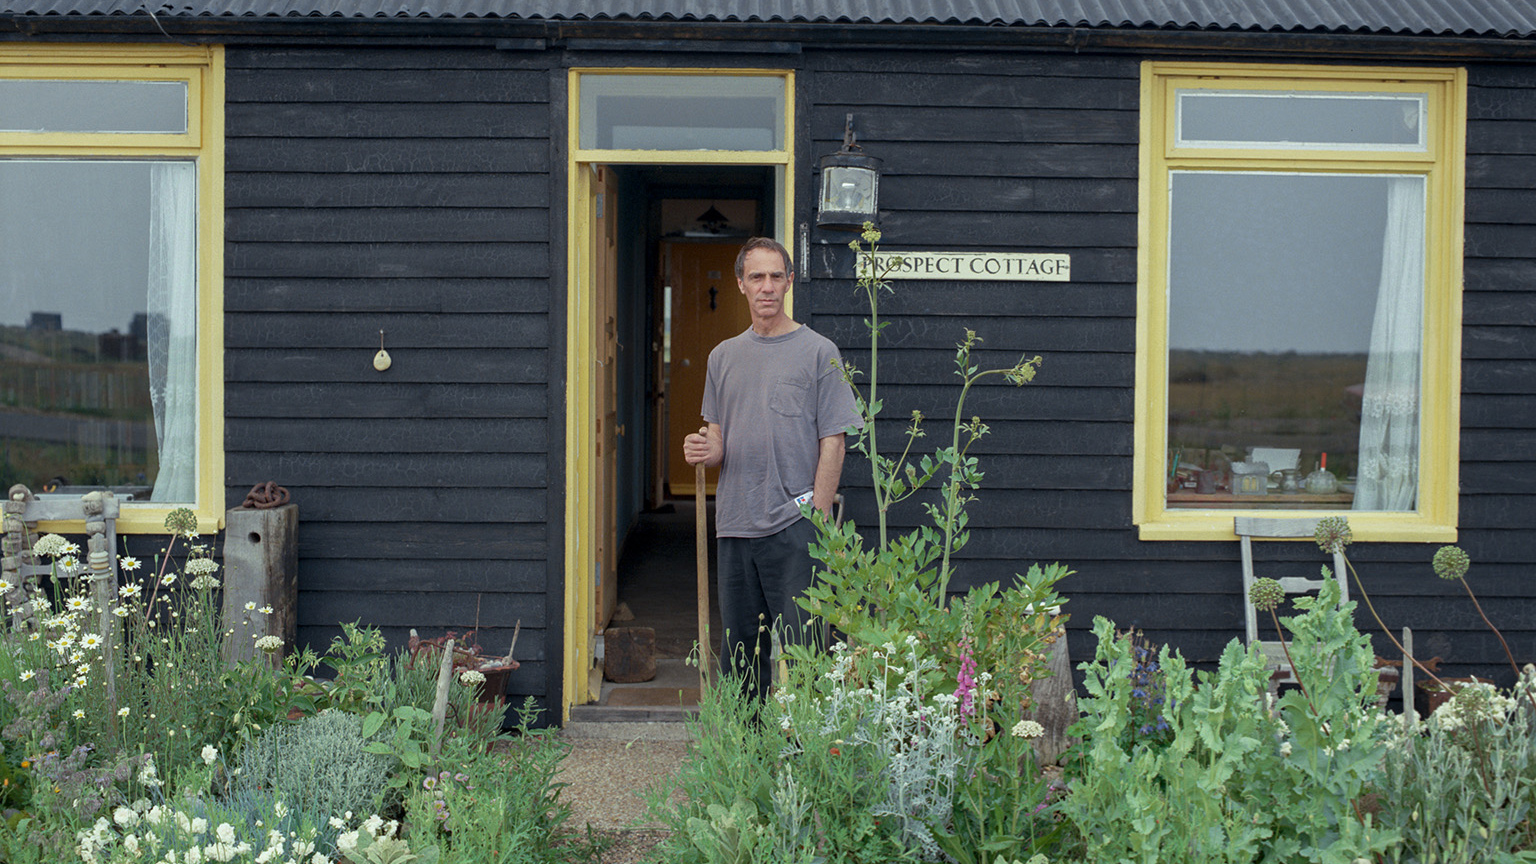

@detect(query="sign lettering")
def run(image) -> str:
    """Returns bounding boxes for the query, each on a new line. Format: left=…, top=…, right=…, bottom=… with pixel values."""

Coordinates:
left=857, top=251, right=1071, bottom=282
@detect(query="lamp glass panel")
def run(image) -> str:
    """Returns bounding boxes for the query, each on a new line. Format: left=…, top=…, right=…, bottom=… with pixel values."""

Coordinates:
left=819, top=165, right=877, bottom=216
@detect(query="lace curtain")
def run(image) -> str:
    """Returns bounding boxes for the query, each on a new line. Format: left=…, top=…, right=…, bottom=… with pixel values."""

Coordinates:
left=147, top=161, right=198, bottom=503
left=1353, top=177, right=1425, bottom=512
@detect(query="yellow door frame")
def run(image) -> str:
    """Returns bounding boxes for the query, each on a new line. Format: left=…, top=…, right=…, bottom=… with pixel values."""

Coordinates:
left=563, top=68, right=795, bottom=720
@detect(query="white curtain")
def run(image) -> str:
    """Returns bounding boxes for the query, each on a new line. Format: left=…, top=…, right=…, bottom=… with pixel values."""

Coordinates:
left=147, top=162, right=198, bottom=503
left=1354, top=177, right=1425, bottom=512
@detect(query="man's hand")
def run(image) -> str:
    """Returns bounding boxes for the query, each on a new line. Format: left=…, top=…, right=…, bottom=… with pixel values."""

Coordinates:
left=684, top=424, right=723, bottom=467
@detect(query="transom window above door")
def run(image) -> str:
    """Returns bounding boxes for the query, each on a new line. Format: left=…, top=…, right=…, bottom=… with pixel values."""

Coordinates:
left=575, top=72, right=788, bottom=153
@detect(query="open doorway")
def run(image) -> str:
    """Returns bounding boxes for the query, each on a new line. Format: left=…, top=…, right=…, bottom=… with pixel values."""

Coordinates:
left=584, top=164, right=777, bottom=712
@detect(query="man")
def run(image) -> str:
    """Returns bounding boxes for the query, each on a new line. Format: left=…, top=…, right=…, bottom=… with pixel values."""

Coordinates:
left=683, top=237, right=861, bottom=700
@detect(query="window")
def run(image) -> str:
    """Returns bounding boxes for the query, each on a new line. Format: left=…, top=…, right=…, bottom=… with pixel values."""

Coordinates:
left=0, top=46, right=223, bottom=534
left=1134, top=63, right=1464, bottom=542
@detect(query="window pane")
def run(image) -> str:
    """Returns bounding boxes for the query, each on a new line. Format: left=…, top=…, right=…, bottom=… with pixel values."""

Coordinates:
left=0, top=80, right=188, bottom=134
left=579, top=75, right=784, bottom=151
left=1165, top=172, right=1425, bottom=512
left=1177, top=90, right=1425, bottom=149
left=0, top=159, right=197, bottom=502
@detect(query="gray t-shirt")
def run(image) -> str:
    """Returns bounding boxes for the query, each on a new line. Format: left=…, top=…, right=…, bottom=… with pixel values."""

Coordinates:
left=701, top=324, right=862, bottom=538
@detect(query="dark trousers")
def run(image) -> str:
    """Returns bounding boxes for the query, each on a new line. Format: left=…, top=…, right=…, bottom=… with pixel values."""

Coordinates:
left=717, top=517, right=820, bottom=702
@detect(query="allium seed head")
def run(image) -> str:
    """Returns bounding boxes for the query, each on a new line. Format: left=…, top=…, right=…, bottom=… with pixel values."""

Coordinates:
left=1432, top=545, right=1471, bottom=581
left=1314, top=516, right=1353, bottom=554
left=1249, top=578, right=1286, bottom=612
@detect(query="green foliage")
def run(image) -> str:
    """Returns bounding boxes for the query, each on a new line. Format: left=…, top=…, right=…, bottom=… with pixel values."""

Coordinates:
left=932, top=714, right=1062, bottom=864
left=403, top=698, right=598, bottom=864
left=1065, top=581, right=1398, bottom=864
left=1376, top=675, right=1536, bottom=863
left=234, top=708, right=393, bottom=822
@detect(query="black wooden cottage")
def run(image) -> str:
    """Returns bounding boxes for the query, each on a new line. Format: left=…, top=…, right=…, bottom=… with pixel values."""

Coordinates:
left=1, top=1, right=1534, bottom=721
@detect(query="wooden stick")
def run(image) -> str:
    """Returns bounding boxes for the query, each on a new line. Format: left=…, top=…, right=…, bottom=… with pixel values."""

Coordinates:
left=430, top=637, right=454, bottom=759
left=696, top=450, right=710, bottom=693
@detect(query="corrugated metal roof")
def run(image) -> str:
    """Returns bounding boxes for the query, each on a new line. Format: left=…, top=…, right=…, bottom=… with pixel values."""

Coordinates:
left=3, top=0, right=1534, bottom=38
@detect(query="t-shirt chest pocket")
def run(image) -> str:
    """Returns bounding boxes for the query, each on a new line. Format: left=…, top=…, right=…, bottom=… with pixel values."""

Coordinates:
left=769, top=374, right=810, bottom=417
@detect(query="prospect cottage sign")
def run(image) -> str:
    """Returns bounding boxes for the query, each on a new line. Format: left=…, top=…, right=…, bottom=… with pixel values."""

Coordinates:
left=857, top=251, right=1071, bottom=282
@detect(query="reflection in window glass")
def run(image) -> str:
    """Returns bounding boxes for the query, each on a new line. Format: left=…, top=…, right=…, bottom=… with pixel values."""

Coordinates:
left=0, top=159, right=197, bottom=502
left=1166, top=172, right=1425, bottom=512
left=579, top=75, right=784, bottom=151
left=1178, top=90, right=1425, bottom=149
left=0, top=80, right=188, bottom=134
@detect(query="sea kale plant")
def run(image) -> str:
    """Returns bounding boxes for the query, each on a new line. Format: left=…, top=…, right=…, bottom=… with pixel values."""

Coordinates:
left=1067, top=581, right=1398, bottom=864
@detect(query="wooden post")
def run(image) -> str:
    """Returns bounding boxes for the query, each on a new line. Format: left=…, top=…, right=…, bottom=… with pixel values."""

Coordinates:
left=1029, top=623, right=1078, bottom=766
left=1403, top=627, right=1416, bottom=730
left=696, top=458, right=710, bottom=692
left=430, top=637, right=454, bottom=758
left=221, top=505, right=297, bottom=664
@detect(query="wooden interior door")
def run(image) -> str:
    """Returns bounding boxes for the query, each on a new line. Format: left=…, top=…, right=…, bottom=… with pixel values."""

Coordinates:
left=662, top=241, right=752, bottom=497
left=592, top=167, right=619, bottom=632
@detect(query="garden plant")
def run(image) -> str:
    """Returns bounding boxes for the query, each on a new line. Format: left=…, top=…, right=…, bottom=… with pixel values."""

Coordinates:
left=0, top=509, right=596, bottom=864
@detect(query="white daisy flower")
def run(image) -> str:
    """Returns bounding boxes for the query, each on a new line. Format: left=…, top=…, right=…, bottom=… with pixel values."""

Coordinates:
left=72, top=709, right=85, bottom=719
left=120, top=583, right=143, bottom=598
left=19, top=670, right=34, bottom=682
left=118, top=556, right=142, bottom=572
left=81, top=633, right=103, bottom=650
left=160, top=574, right=176, bottom=587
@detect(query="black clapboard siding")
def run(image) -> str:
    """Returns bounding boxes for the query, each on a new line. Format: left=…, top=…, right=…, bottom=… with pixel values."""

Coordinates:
left=1464, top=290, right=1536, bottom=325
left=226, top=69, right=550, bottom=104
left=225, top=279, right=551, bottom=314
left=284, top=487, right=546, bottom=524
left=227, top=452, right=545, bottom=488
left=225, top=349, right=546, bottom=383
left=1466, top=189, right=1536, bottom=225
left=225, top=382, right=548, bottom=419
left=225, top=46, right=560, bottom=713
left=227, top=242, right=548, bottom=279
left=299, top=591, right=547, bottom=630
left=226, top=174, right=551, bottom=209
left=226, top=138, right=550, bottom=174
left=1464, top=154, right=1536, bottom=189
left=226, top=313, right=548, bottom=349
left=228, top=103, right=549, bottom=139
left=809, top=105, right=1137, bottom=144
left=227, top=208, right=550, bottom=244
left=814, top=281, right=1135, bottom=317
left=227, top=419, right=547, bottom=454
left=299, top=559, right=546, bottom=593
left=297, top=522, right=547, bottom=561
left=1464, top=258, right=1536, bottom=291
left=879, top=176, right=1138, bottom=214
left=828, top=71, right=1139, bottom=110
left=824, top=317, right=1132, bottom=353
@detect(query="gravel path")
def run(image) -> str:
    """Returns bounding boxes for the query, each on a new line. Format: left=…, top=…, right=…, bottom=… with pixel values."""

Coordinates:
left=558, top=733, right=689, bottom=863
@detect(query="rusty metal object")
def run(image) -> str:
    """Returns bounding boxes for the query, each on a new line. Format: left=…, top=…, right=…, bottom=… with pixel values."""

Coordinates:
left=240, top=482, right=291, bottom=510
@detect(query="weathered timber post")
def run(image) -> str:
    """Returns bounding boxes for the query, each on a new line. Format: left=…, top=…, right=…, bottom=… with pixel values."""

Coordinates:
left=1028, top=625, right=1079, bottom=766
left=221, top=503, right=297, bottom=664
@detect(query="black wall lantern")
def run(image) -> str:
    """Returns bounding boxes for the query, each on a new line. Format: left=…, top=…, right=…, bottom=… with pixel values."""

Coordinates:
left=817, top=113, right=881, bottom=231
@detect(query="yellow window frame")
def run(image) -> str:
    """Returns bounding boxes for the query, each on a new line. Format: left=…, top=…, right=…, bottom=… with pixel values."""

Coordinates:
left=0, top=44, right=225, bottom=535
left=563, top=67, right=795, bottom=718
left=1134, top=62, right=1465, bottom=542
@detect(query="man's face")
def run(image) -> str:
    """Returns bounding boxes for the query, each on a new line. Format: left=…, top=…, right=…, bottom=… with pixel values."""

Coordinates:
left=737, top=247, right=793, bottom=322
